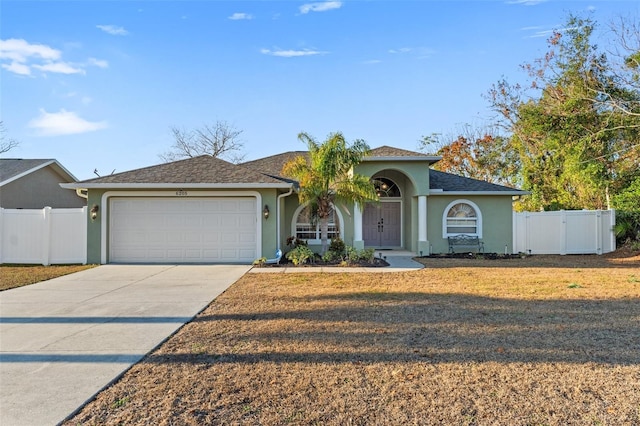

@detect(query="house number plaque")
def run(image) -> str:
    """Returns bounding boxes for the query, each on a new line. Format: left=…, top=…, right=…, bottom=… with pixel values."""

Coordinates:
left=175, top=190, right=188, bottom=196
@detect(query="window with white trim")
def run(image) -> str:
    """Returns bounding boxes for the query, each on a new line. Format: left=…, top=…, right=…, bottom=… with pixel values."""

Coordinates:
left=294, top=204, right=341, bottom=242
left=443, top=200, right=482, bottom=237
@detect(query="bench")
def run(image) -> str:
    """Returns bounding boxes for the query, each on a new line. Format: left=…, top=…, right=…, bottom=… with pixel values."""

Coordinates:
left=448, top=235, right=484, bottom=253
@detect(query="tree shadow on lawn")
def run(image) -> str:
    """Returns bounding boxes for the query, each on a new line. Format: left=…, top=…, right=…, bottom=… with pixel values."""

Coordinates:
left=414, top=251, right=640, bottom=269
left=147, top=292, right=640, bottom=366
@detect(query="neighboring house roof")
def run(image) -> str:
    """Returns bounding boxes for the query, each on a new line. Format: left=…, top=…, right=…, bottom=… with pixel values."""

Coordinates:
left=429, top=169, right=527, bottom=195
left=0, top=159, right=78, bottom=187
left=63, top=155, right=292, bottom=189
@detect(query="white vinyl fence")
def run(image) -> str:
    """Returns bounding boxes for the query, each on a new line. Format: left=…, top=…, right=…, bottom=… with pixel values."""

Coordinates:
left=513, top=210, right=616, bottom=255
left=0, top=207, right=87, bottom=265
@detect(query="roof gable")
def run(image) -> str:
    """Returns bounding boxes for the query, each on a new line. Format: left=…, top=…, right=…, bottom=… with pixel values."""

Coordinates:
left=0, top=159, right=77, bottom=187
left=368, top=145, right=428, bottom=157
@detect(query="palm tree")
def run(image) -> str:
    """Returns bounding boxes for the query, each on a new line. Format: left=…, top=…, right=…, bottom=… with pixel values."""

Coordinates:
left=282, top=132, right=379, bottom=253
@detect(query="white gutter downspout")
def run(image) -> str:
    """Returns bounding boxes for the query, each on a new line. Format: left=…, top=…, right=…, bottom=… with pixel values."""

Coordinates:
left=277, top=185, right=295, bottom=250
left=75, top=188, right=88, bottom=199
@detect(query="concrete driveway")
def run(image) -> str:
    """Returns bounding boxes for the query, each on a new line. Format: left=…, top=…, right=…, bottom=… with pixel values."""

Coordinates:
left=0, top=264, right=250, bottom=426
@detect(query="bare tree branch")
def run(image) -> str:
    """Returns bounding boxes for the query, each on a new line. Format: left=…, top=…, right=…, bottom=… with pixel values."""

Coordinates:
left=159, top=121, right=245, bottom=163
left=0, top=121, right=19, bottom=155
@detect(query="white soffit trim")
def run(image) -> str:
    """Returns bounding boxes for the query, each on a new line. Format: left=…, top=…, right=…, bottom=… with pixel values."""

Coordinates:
left=429, top=190, right=530, bottom=196
left=61, top=182, right=293, bottom=189
left=363, top=156, right=442, bottom=162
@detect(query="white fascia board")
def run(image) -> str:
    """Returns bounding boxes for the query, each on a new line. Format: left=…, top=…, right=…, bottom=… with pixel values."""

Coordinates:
left=61, top=182, right=293, bottom=190
left=429, top=190, right=531, bottom=196
left=363, top=156, right=442, bottom=162
left=2, top=160, right=79, bottom=187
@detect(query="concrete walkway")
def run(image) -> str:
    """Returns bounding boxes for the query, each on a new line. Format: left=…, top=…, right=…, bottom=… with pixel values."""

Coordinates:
left=249, top=251, right=424, bottom=273
left=0, top=264, right=250, bottom=426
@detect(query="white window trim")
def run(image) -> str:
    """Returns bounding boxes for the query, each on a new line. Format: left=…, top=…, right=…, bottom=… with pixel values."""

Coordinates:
left=442, top=199, right=482, bottom=238
left=291, top=202, right=344, bottom=245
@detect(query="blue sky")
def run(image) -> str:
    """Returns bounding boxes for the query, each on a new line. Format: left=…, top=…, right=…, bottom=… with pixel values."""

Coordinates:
left=2, top=0, right=638, bottom=180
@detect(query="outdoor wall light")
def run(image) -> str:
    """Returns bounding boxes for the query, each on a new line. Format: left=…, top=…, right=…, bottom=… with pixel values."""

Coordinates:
left=90, top=204, right=99, bottom=221
left=263, top=205, right=270, bottom=219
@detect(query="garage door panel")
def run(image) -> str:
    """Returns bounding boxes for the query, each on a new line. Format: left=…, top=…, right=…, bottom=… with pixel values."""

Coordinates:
left=110, top=197, right=257, bottom=263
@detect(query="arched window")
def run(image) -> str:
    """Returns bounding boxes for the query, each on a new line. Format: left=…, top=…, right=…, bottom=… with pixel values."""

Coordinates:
left=292, top=204, right=343, bottom=243
left=372, top=177, right=401, bottom=198
left=442, top=200, right=482, bottom=237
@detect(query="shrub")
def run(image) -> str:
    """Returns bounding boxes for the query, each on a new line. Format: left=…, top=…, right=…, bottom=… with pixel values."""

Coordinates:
left=358, top=248, right=376, bottom=263
left=286, top=245, right=315, bottom=266
left=322, top=250, right=341, bottom=263
left=329, top=237, right=346, bottom=255
left=345, top=246, right=359, bottom=263
left=252, top=257, right=267, bottom=267
left=286, top=236, right=307, bottom=248
left=615, top=210, right=640, bottom=245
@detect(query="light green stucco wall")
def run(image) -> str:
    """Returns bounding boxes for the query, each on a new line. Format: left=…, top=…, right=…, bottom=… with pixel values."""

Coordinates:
left=85, top=188, right=280, bottom=264
left=427, top=195, right=514, bottom=254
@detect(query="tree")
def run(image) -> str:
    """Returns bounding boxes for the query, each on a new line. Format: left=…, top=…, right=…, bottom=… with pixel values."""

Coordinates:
left=0, top=121, right=19, bottom=155
left=159, top=121, right=245, bottom=163
left=487, top=13, right=640, bottom=211
left=282, top=132, right=379, bottom=254
left=418, top=124, right=520, bottom=187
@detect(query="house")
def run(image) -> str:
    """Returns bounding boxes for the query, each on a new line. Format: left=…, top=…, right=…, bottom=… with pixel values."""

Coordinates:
left=61, top=146, right=527, bottom=264
left=0, top=159, right=86, bottom=209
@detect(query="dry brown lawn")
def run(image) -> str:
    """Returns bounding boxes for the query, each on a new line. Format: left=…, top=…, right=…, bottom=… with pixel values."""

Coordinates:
left=66, top=252, right=639, bottom=425
left=0, top=264, right=96, bottom=291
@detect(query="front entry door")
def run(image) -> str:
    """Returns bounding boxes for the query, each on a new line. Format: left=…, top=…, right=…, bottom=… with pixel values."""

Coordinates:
left=363, top=202, right=401, bottom=247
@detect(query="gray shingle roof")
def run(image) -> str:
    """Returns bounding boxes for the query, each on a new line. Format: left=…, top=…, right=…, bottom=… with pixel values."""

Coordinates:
left=1, top=159, right=78, bottom=185
left=78, top=155, right=287, bottom=185
left=368, top=145, right=430, bottom=157
left=429, top=169, right=522, bottom=192
left=240, top=151, right=308, bottom=179
left=1, top=159, right=53, bottom=183
left=240, top=146, right=435, bottom=177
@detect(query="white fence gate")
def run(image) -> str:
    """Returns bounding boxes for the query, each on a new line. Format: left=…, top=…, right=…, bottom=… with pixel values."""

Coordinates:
left=513, top=210, right=616, bottom=255
left=0, top=207, right=87, bottom=265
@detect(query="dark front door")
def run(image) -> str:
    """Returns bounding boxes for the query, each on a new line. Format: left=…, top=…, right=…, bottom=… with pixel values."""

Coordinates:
left=363, top=202, right=401, bottom=247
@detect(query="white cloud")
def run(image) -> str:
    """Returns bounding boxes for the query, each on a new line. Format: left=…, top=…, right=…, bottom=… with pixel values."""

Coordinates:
left=299, top=1, right=342, bottom=14
left=29, top=109, right=107, bottom=136
left=33, top=62, right=85, bottom=75
left=389, top=47, right=413, bottom=54
left=96, top=25, right=129, bottom=36
left=363, top=59, right=382, bottom=65
left=229, top=12, right=253, bottom=20
left=1, top=61, right=31, bottom=75
left=524, top=26, right=577, bottom=38
left=88, top=57, right=109, bottom=68
left=260, top=48, right=327, bottom=57
left=0, top=38, right=60, bottom=63
left=388, top=47, right=435, bottom=59
left=0, top=38, right=108, bottom=77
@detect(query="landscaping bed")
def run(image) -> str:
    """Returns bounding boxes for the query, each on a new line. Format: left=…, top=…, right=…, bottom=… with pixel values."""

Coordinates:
left=64, top=252, right=640, bottom=425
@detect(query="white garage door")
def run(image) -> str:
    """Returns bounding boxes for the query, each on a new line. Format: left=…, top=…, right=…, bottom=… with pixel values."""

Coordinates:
left=109, top=197, right=258, bottom=263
